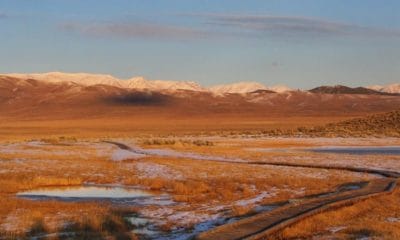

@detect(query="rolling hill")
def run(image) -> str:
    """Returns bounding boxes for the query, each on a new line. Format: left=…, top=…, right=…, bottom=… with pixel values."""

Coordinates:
left=1, top=75, right=400, bottom=121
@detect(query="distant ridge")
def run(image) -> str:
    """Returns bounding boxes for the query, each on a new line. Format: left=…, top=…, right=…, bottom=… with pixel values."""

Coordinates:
left=309, top=85, right=394, bottom=95
left=2, top=72, right=292, bottom=94
left=1, top=72, right=397, bottom=95
left=1, top=75, right=400, bottom=120
left=5, top=72, right=207, bottom=92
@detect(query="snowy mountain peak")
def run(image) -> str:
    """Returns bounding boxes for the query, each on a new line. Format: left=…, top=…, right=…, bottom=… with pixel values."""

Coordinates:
left=6, top=72, right=121, bottom=87
left=209, top=82, right=291, bottom=94
left=268, top=85, right=292, bottom=93
left=367, top=83, right=400, bottom=94
left=210, top=82, right=268, bottom=94
left=3, top=72, right=293, bottom=93
left=4, top=72, right=206, bottom=92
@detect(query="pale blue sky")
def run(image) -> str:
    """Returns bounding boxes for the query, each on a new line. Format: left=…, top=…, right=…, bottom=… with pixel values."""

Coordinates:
left=0, top=0, right=399, bottom=88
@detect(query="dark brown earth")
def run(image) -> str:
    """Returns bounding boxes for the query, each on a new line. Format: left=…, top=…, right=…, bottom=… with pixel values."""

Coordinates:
left=308, top=85, right=397, bottom=95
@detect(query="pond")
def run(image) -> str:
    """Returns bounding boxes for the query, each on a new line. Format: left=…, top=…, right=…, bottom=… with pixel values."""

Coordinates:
left=17, top=185, right=173, bottom=205
left=310, top=146, right=400, bottom=155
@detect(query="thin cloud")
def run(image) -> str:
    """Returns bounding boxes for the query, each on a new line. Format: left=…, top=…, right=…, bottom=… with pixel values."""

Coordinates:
left=59, top=14, right=400, bottom=41
left=59, top=21, right=210, bottom=40
left=0, top=13, right=8, bottom=19
left=194, top=13, right=400, bottom=38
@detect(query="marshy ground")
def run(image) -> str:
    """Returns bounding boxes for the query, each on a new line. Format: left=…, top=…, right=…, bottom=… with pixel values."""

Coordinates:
left=1, top=136, right=400, bottom=239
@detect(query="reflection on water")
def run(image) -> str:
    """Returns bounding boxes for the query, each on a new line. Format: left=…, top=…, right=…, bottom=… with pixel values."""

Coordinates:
left=17, top=186, right=153, bottom=198
left=310, top=146, right=400, bottom=155
left=16, top=185, right=173, bottom=205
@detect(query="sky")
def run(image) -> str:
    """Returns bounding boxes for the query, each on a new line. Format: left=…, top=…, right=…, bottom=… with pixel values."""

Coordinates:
left=0, top=0, right=399, bottom=88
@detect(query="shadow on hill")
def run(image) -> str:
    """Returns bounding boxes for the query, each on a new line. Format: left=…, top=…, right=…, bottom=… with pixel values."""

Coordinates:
left=104, top=91, right=171, bottom=106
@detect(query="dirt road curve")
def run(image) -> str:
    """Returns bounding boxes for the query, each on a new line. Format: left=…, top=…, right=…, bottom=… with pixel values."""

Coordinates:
left=195, top=178, right=396, bottom=240
left=105, top=141, right=399, bottom=240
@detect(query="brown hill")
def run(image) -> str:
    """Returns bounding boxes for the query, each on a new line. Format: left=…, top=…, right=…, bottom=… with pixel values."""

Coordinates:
left=309, top=85, right=394, bottom=95
left=1, top=76, right=400, bottom=138
left=1, top=76, right=400, bottom=121
left=293, top=110, right=400, bottom=137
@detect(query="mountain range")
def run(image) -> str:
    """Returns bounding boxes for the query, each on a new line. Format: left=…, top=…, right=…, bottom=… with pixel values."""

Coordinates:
left=1, top=73, right=400, bottom=121
left=4, top=72, right=399, bottom=94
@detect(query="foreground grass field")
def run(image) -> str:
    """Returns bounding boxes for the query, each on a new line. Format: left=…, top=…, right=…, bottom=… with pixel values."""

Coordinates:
left=279, top=186, right=400, bottom=239
left=0, top=130, right=399, bottom=239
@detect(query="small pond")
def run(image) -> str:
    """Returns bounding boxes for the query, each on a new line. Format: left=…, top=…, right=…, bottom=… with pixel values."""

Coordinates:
left=309, top=146, right=400, bottom=155
left=17, top=185, right=173, bottom=205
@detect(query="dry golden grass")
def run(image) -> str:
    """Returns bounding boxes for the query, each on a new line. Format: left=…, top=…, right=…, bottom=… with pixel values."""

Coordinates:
left=0, top=115, right=351, bottom=142
left=0, top=135, right=388, bottom=237
left=278, top=185, right=400, bottom=240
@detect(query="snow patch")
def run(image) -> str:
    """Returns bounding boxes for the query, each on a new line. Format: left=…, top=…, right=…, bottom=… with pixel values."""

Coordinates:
left=111, top=149, right=146, bottom=161
left=234, top=190, right=276, bottom=206
left=135, top=162, right=184, bottom=180
left=386, top=217, right=400, bottom=223
left=327, top=226, right=347, bottom=233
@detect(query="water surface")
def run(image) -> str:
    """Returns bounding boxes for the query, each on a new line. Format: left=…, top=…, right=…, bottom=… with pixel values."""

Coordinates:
left=310, top=146, right=400, bottom=155
left=17, top=185, right=173, bottom=205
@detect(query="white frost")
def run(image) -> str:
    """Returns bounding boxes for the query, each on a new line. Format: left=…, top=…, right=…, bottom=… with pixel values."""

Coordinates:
left=111, top=149, right=146, bottom=161
left=135, top=162, right=184, bottom=180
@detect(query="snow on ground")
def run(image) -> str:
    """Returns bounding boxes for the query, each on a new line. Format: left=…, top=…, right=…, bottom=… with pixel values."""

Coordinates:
left=246, top=138, right=400, bottom=172
left=327, top=226, right=347, bottom=233
left=167, top=211, right=221, bottom=227
left=136, top=187, right=281, bottom=239
left=106, top=139, right=247, bottom=163
left=266, top=153, right=400, bottom=172
left=111, top=149, right=147, bottom=161
left=234, top=190, right=277, bottom=206
left=135, top=162, right=184, bottom=180
left=131, top=146, right=246, bottom=163
left=139, top=206, right=223, bottom=236
left=386, top=217, right=400, bottom=223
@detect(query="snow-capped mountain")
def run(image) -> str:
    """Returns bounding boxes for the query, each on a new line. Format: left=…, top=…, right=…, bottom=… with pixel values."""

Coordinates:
left=209, top=82, right=291, bottom=94
left=5, top=72, right=206, bottom=92
left=367, top=83, right=400, bottom=94
left=210, top=82, right=268, bottom=94
left=4, top=72, right=293, bottom=94
left=267, top=85, right=292, bottom=93
left=122, top=77, right=205, bottom=91
left=7, top=72, right=122, bottom=87
left=1, top=74, right=400, bottom=121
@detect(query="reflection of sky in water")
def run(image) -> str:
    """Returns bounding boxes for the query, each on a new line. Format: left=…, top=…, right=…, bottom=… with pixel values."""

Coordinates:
left=17, top=186, right=154, bottom=198
left=248, top=146, right=400, bottom=155
left=310, top=146, right=400, bottom=155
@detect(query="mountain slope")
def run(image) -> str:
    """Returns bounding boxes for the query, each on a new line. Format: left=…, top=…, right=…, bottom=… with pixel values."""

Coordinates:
left=7, top=72, right=121, bottom=87
left=210, top=82, right=291, bottom=94
left=4, top=72, right=206, bottom=92
left=1, top=76, right=400, bottom=121
left=309, top=85, right=387, bottom=95
left=296, top=110, right=400, bottom=137
left=368, top=83, right=400, bottom=94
